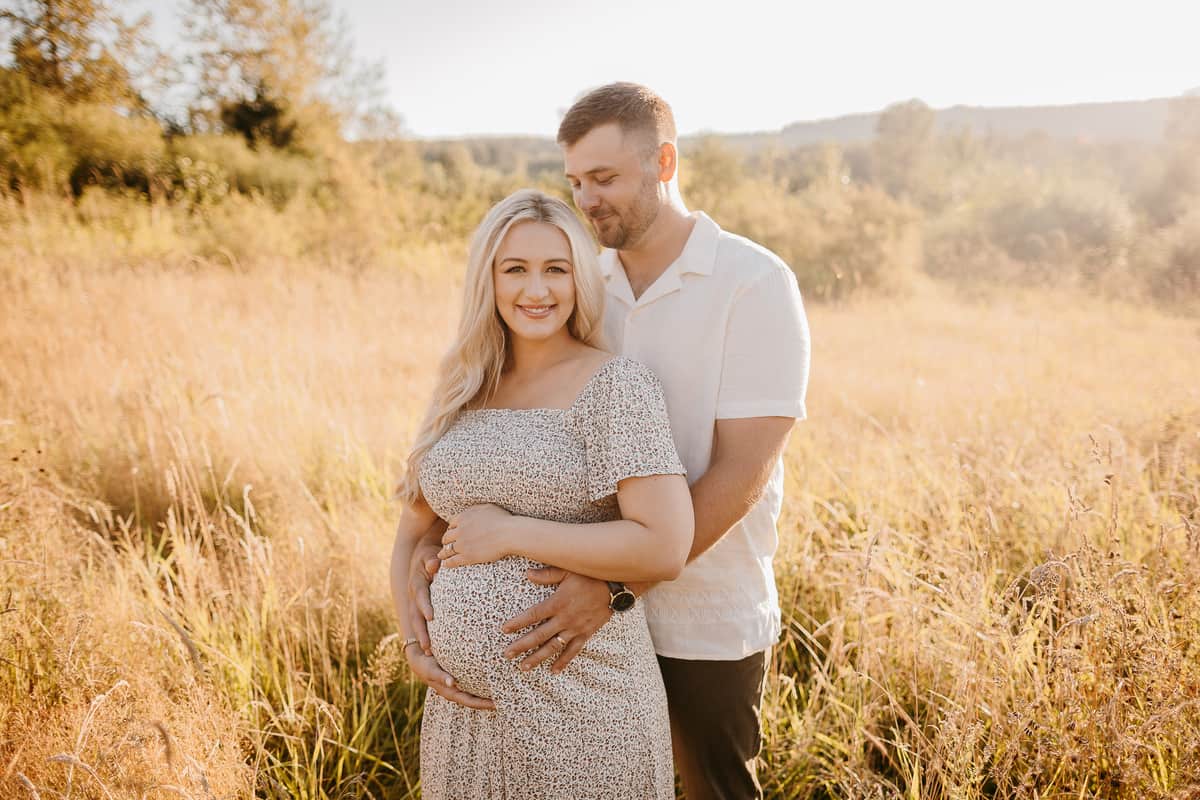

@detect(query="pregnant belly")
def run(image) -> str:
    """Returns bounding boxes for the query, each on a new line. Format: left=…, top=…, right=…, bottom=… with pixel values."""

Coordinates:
left=427, top=556, right=554, bottom=698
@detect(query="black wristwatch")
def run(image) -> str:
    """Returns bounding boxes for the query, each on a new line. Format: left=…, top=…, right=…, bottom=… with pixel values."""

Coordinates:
left=607, top=581, right=636, bottom=612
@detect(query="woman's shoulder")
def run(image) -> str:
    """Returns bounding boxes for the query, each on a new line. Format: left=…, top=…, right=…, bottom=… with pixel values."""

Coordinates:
left=602, top=355, right=662, bottom=385
left=574, top=355, right=666, bottom=412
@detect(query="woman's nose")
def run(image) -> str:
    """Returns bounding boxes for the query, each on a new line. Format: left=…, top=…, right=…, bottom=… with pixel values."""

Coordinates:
left=523, top=273, right=550, bottom=300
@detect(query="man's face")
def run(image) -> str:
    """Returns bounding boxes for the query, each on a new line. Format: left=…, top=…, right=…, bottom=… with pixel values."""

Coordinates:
left=562, top=122, right=662, bottom=250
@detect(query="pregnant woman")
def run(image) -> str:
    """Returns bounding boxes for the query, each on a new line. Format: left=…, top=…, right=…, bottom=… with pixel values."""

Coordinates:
left=389, top=189, right=694, bottom=799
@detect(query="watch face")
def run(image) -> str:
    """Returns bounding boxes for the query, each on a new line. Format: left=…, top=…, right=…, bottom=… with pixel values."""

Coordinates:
left=612, top=591, right=636, bottom=612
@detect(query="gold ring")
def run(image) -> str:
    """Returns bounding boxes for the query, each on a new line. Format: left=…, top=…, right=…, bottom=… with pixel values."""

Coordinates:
left=554, top=634, right=568, bottom=648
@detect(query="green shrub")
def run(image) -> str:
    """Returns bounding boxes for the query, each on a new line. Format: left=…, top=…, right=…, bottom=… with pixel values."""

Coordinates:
left=188, top=192, right=304, bottom=266
left=790, top=177, right=922, bottom=299
left=1132, top=199, right=1200, bottom=304
left=685, top=141, right=922, bottom=299
left=167, top=134, right=320, bottom=207
left=927, top=165, right=1134, bottom=286
left=0, top=69, right=73, bottom=191
left=59, top=103, right=167, bottom=196
left=1, top=69, right=168, bottom=197
left=988, top=177, right=1132, bottom=266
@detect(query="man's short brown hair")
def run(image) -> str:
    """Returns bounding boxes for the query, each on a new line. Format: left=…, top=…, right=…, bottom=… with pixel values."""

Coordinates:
left=557, top=82, right=677, bottom=156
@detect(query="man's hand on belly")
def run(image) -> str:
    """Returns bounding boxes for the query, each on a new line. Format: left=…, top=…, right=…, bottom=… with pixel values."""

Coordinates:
left=501, top=568, right=612, bottom=673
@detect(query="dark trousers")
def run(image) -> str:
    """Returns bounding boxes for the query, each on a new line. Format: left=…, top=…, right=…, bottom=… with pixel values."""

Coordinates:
left=657, top=650, right=770, bottom=800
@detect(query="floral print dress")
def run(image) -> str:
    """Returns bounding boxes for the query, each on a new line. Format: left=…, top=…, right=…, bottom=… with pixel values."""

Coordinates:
left=417, top=357, right=686, bottom=799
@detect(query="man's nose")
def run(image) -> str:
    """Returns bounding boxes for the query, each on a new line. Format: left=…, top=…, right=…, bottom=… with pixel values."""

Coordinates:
left=578, top=186, right=601, bottom=213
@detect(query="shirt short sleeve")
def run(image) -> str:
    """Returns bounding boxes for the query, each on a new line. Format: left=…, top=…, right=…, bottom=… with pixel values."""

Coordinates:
left=716, top=265, right=811, bottom=420
left=576, top=359, right=687, bottom=503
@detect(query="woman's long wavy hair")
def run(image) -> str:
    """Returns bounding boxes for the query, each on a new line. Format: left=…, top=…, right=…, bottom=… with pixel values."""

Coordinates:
left=398, top=189, right=608, bottom=503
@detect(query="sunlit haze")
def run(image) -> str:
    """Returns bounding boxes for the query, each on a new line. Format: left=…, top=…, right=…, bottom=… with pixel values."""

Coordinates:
left=332, top=0, right=1198, bottom=138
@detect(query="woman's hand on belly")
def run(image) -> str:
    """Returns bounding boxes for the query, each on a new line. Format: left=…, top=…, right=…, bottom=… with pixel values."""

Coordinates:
left=439, top=503, right=516, bottom=567
left=405, top=647, right=496, bottom=711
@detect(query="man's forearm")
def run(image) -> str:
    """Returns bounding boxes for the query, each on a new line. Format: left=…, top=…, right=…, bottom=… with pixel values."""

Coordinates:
left=685, top=456, right=773, bottom=562
left=628, top=424, right=787, bottom=599
left=628, top=457, right=775, bottom=598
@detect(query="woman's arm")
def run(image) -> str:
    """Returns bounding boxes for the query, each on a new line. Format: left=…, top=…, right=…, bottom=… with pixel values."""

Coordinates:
left=439, top=473, right=694, bottom=583
left=389, top=496, right=441, bottom=639
left=405, top=518, right=448, bottom=656
left=389, top=495, right=495, bottom=710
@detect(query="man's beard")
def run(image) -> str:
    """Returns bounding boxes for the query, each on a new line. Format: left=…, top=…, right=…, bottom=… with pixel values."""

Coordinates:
left=592, top=173, right=661, bottom=250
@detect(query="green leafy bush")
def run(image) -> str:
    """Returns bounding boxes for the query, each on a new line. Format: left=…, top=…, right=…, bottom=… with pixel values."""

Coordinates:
left=0, top=69, right=74, bottom=190
left=685, top=140, right=922, bottom=299
left=60, top=103, right=167, bottom=196
left=1132, top=199, right=1200, bottom=304
left=167, top=134, right=321, bottom=207
left=926, top=164, right=1134, bottom=287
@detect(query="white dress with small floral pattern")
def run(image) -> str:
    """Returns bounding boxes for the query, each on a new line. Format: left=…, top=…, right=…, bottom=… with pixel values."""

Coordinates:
left=417, top=357, right=686, bottom=800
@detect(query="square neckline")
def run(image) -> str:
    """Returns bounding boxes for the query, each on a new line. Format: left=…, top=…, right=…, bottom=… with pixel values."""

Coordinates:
left=462, top=356, right=621, bottom=415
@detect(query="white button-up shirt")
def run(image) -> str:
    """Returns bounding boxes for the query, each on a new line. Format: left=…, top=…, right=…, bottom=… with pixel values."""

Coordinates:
left=600, top=211, right=811, bottom=660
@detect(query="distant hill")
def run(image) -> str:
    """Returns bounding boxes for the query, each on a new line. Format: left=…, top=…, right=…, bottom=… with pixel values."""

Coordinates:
left=761, top=97, right=1177, bottom=148
left=423, top=95, right=1194, bottom=166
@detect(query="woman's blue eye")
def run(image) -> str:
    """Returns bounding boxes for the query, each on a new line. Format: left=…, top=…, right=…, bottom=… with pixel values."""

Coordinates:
left=505, top=266, right=525, bottom=273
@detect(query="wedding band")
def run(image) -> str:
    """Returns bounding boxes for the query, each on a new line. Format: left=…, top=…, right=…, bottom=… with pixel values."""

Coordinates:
left=401, top=637, right=420, bottom=653
left=554, top=634, right=568, bottom=648
left=446, top=541, right=456, bottom=554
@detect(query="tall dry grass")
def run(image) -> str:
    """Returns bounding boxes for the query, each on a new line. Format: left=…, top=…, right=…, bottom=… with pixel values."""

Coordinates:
left=2, top=197, right=1199, bottom=798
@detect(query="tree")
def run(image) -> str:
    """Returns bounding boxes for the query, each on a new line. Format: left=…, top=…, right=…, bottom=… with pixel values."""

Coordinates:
left=219, top=83, right=297, bottom=148
left=872, top=98, right=936, bottom=199
left=0, top=0, right=159, bottom=112
left=1165, top=94, right=1200, bottom=144
left=183, top=0, right=388, bottom=148
left=1145, top=95, right=1200, bottom=224
left=681, top=135, right=745, bottom=211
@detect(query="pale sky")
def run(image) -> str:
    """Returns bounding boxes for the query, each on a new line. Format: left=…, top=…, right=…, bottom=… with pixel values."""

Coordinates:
left=149, top=0, right=1199, bottom=138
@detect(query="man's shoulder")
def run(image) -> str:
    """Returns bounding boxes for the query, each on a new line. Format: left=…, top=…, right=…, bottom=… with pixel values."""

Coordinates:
left=709, top=223, right=794, bottom=287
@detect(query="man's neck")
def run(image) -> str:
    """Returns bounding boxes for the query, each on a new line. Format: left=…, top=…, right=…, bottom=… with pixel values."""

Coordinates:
left=618, top=204, right=696, bottom=300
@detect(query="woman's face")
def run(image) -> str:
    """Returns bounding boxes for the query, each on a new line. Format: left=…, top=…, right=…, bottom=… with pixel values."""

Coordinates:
left=493, top=221, right=577, bottom=344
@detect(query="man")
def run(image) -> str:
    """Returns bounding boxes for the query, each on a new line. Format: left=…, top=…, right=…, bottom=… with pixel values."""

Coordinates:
left=405, top=83, right=810, bottom=799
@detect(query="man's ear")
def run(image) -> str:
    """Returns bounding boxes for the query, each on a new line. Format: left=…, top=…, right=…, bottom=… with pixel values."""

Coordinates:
left=657, top=141, right=678, bottom=183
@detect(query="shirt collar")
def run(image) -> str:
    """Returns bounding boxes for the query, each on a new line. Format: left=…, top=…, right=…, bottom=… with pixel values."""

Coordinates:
left=597, top=210, right=720, bottom=281
left=677, top=210, right=720, bottom=276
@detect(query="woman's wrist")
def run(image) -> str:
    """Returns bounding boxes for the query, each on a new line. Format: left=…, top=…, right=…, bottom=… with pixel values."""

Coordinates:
left=401, top=636, right=421, bottom=660
left=498, top=514, right=528, bottom=559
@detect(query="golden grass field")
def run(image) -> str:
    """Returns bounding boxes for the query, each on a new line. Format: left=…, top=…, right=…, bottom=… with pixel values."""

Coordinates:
left=2, top=198, right=1200, bottom=798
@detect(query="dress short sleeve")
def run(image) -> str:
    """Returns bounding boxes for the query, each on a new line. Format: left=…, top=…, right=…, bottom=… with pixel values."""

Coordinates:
left=575, top=358, right=687, bottom=503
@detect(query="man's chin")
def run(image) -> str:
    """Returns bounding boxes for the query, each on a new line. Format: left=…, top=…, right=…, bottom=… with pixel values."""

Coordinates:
left=594, top=227, right=628, bottom=250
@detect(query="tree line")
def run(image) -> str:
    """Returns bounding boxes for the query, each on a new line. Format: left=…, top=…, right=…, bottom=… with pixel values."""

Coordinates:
left=1, top=0, right=1198, bottom=304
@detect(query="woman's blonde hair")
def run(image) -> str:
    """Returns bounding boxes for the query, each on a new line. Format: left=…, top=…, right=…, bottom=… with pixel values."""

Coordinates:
left=398, top=189, right=607, bottom=503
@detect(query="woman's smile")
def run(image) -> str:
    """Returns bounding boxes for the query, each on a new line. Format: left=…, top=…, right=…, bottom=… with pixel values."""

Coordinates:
left=517, top=303, right=556, bottom=319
